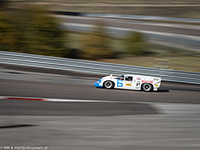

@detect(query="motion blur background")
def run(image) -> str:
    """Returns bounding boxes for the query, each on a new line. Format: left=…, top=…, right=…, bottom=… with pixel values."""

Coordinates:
left=0, top=0, right=200, bottom=72
left=0, top=0, right=200, bottom=150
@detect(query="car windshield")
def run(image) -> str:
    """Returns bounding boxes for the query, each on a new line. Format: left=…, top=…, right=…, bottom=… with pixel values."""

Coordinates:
left=115, top=75, right=124, bottom=80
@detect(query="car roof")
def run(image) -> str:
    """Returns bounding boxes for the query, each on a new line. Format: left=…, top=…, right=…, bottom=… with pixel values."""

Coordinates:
left=124, top=74, right=135, bottom=76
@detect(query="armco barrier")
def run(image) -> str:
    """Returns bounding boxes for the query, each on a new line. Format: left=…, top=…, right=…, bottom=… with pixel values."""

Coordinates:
left=0, top=51, right=200, bottom=85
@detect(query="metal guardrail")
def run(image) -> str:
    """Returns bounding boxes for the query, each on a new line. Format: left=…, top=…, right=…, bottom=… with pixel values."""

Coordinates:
left=0, top=51, right=200, bottom=85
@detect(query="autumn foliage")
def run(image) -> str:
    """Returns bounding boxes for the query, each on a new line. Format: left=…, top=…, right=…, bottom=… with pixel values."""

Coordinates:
left=0, top=6, right=67, bottom=57
left=81, top=21, right=115, bottom=60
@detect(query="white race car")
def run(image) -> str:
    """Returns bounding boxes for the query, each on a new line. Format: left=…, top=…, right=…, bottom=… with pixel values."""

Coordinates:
left=94, top=74, right=161, bottom=92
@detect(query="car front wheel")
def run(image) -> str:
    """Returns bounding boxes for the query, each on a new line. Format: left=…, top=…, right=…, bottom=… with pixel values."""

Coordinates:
left=142, top=83, right=153, bottom=92
left=103, top=80, right=114, bottom=89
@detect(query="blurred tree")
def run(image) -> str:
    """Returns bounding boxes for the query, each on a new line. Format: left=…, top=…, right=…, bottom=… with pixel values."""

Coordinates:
left=68, top=48, right=80, bottom=59
left=81, top=21, right=114, bottom=60
left=126, top=31, right=146, bottom=55
left=21, top=6, right=67, bottom=56
left=0, top=0, right=7, bottom=9
left=0, top=6, right=68, bottom=57
left=0, top=12, right=21, bottom=50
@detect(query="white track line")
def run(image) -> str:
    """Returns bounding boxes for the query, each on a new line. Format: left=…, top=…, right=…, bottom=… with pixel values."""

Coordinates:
left=0, top=96, right=154, bottom=104
left=2, top=96, right=200, bottom=115
left=0, top=96, right=125, bottom=103
left=1, top=96, right=200, bottom=108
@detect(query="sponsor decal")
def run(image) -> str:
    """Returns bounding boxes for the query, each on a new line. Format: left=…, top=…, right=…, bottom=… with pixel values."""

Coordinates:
left=154, top=78, right=159, bottom=81
left=142, top=80, right=153, bottom=84
left=136, top=81, right=140, bottom=87
left=126, top=83, right=132, bottom=86
left=117, top=80, right=123, bottom=87
left=137, top=78, right=141, bottom=80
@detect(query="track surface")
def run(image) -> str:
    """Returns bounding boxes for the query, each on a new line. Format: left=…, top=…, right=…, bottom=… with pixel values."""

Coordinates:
left=0, top=68, right=200, bottom=150
left=0, top=100, right=157, bottom=116
left=0, top=78, right=199, bottom=103
left=0, top=66, right=200, bottom=102
left=0, top=68, right=200, bottom=116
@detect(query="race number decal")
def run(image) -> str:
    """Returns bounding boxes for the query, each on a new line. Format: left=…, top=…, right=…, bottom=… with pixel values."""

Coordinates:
left=117, top=80, right=123, bottom=87
left=136, top=81, right=140, bottom=87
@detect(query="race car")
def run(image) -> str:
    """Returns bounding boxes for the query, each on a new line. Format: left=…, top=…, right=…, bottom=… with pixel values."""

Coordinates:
left=94, top=74, right=161, bottom=92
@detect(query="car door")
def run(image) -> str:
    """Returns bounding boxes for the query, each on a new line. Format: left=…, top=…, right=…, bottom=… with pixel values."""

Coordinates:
left=123, top=76, right=135, bottom=89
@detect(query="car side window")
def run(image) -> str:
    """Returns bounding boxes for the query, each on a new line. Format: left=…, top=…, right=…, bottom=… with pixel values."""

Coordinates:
left=117, top=75, right=124, bottom=80
left=125, top=76, right=133, bottom=81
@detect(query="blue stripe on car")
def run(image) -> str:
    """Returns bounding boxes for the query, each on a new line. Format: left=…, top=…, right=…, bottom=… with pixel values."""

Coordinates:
left=94, top=79, right=103, bottom=87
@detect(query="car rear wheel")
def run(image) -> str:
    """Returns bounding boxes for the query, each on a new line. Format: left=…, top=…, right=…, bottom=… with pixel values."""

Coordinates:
left=104, top=80, right=114, bottom=89
left=142, top=83, right=153, bottom=92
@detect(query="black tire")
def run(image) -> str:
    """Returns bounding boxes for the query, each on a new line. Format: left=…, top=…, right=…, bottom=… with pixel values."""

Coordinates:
left=103, top=80, right=114, bottom=89
left=142, top=83, right=153, bottom=92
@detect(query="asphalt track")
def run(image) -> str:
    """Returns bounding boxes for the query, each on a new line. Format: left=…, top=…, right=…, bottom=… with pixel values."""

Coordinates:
left=0, top=66, right=199, bottom=103
left=0, top=99, right=158, bottom=116
left=0, top=66, right=200, bottom=116
left=1, top=67, right=200, bottom=150
left=0, top=79, right=200, bottom=103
